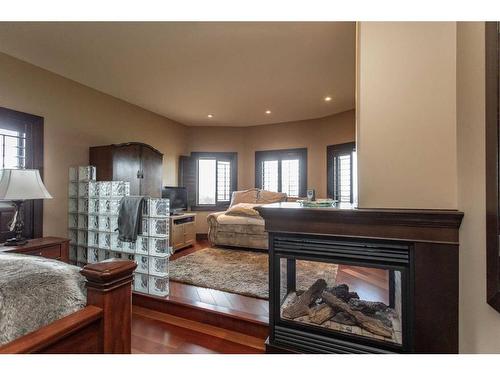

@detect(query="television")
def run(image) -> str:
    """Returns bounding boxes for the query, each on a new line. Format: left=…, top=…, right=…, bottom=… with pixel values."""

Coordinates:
left=162, top=186, right=188, bottom=214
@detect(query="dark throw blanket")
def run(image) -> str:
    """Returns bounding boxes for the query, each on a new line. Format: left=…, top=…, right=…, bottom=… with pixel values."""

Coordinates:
left=0, top=253, right=86, bottom=345
left=117, top=196, right=145, bottom=242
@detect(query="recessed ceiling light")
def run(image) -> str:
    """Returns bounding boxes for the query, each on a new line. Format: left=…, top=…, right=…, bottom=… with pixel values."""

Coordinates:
left=324, top=96, right=332, bottom=102
left=207, top=114, right=214, bottom=118
left=265, top=110, right=272, bottom=114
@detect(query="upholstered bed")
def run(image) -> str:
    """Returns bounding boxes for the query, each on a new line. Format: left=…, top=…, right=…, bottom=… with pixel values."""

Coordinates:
left=207, top=189, right=287, bottom=250
left=0, top=253, right=136, bottom=354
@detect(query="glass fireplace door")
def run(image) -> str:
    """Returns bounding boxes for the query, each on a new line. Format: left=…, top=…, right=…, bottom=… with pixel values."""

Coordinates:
left=277, top=256, right=408, bottom=349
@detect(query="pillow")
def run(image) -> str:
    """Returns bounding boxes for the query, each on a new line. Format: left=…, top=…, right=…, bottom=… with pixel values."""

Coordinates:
left=225, top=203, right=262, bottom=217
left=230, top=188, right=259, bottom=206
left=257, top=190, right=287, bottom=204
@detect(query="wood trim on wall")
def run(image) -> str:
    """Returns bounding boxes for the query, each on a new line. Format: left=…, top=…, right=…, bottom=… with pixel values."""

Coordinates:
left=485, top=22, right=500, bottom=312
left=179, top=152, right=238, bottom=211
left=0, top=106, right=44, bottom=240
left=255, top=148, right=307, bottom=197
left=326, top=142, right=356, bottom=201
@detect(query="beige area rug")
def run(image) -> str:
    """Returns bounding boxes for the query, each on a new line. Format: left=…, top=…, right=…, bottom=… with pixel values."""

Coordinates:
left=169, top=247, right=338, bottom=299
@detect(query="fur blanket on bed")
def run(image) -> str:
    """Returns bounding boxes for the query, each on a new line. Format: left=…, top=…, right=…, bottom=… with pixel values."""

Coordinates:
left=0, top=252, right=86, bottom=345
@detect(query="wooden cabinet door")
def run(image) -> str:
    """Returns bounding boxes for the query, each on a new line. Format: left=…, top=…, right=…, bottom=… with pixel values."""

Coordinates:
left=172, top=224, right=185, bottom=251
left=113, top=144, right=141, bottom=195
left=184, top=222, right=196, bottom=246
left=140, top=145, right=163, bottom=197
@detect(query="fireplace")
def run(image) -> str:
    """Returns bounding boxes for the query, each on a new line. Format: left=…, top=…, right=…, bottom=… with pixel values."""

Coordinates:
left=256, top=203, right=463, bottom=354
left=272, top=235, right=411, bottom=353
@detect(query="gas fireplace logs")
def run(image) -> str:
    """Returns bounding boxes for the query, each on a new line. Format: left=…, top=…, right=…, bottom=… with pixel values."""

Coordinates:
left=308, top=304, right=334, bottom=325
left=282, top=279, right=327, bottom=319
left=321, top=292, right=392, bottom=338
left=282, top=278, right=395, bottom=339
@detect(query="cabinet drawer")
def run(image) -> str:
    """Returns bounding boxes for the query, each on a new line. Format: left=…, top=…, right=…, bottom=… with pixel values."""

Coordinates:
left=27, top=245, right=61, bottom=259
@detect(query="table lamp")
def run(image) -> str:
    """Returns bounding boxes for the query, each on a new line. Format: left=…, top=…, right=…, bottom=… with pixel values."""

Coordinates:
left=0, top=169, right=53, bottom=245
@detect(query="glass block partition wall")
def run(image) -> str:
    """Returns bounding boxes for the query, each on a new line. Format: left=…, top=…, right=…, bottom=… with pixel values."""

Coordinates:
left=68, top=165, right=170, bottom=297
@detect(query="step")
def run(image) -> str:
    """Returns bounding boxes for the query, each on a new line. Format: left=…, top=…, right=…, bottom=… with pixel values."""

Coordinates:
left=133, top=292, right=269, bottom=339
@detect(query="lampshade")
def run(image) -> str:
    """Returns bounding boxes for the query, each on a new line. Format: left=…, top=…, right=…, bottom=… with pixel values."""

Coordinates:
left=0, top=169, right=53, bottom=200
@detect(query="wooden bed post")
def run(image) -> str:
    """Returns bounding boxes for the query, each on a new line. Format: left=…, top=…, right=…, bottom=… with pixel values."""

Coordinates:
left=80, top=260, right=136, bottom=354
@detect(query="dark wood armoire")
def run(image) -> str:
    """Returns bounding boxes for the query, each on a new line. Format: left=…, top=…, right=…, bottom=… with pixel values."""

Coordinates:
left=89, top=142, right=163, bottom=197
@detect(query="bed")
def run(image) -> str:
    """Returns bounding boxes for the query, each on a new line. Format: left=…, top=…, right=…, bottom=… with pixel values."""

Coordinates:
left=0, top=253, right=136, bottom=354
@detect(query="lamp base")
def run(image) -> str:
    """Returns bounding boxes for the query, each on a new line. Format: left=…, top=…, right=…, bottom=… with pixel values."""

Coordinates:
left=5, top=200, right=28, bottom=246
left=4, top=237, right=28, bottom=246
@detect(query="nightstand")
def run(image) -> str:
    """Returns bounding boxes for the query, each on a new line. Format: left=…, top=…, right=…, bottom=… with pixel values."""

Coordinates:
left=0, top=236, right=70, bottom=263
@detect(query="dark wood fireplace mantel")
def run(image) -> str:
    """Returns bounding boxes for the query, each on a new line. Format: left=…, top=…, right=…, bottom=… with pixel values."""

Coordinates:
left=256, top=203, right=464, bottom=354
left=257, top=203, right=463, bottom=244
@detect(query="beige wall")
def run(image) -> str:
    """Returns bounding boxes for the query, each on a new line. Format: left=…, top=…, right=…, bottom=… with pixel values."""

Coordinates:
left=0, top=52, right=188, bottom=237
left=357, top=21, right=500, bottom=353
left=1, top=22, right=497, bottom=353
left=457, top=22, right=500, bottom=353
left=186, top=125, right=248, bottom=194
left=0, top=50, right=355, bottom=237
left=357, top=22, right=458, bottom=209
left=187, top=110, right=355, bottom=196
left=186, top=110, right=355, bottom=233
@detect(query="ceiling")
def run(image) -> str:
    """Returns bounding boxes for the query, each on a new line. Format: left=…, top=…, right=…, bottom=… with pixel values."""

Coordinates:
left=0, top=22, right=356, bottom=127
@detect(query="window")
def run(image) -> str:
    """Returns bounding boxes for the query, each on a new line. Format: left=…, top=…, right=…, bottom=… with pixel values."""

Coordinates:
left=198, top=159, right=217, bottom=205
left=262, top=160, right=279, bottom=192
left=255, top=148, right=307, bottom=198
left=281, top=159, right=299, bottom=197
left=0, top=128, right=26, bottom=169
left=0, top=107, right=44, bottom=242
left=327, top=142, right=357, bottom=204
left=179, top=152, right=237, bottom=210
left=217, top=160, right=231, bottom=202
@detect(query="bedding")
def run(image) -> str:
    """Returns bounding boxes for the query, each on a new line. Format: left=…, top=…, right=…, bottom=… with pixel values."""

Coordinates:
left=0, top=253, right=86, bottom=345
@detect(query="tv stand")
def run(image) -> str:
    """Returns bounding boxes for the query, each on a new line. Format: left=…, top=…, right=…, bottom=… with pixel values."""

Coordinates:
left=169, top=212, right=196, bottom=253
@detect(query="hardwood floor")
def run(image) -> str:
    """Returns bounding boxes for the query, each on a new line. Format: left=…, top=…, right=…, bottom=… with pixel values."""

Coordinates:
left=168, top=240, right=269, bottom=323
left=170, top=240, right=390, bottom=313
left=168, top=283, right=269, bottom=320
left=130, top=239, right=390, bottom=354
left=169, top=239, right=207, bottom=261
left=336, top=265, right=390, bottom=305
left=132, top=306, right=264, bottom=354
